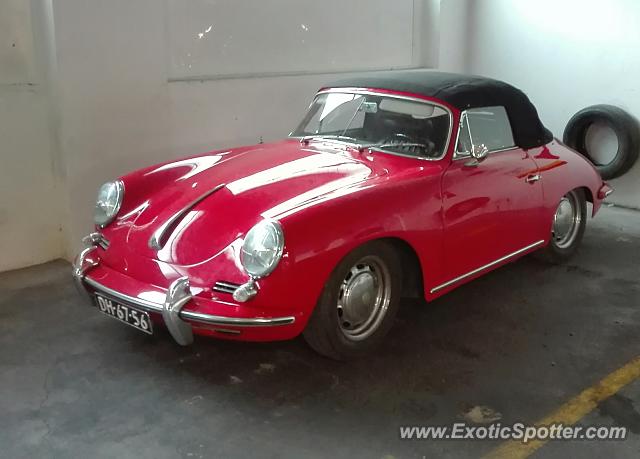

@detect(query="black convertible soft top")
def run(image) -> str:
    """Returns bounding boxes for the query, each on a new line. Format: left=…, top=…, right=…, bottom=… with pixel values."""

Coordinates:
left=326, top=70, right=553, bottom=149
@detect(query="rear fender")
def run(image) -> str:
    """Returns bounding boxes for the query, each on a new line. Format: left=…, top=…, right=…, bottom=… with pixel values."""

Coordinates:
left=531, top=141, right=606, bottom=220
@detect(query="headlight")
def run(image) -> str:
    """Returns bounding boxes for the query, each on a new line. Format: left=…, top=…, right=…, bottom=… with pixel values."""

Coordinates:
left=240, top=220, right=284, bottom=277
left=94, top=180, right=124, bottom=227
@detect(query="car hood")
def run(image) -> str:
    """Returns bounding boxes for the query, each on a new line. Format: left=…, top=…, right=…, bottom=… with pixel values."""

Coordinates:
left=122, top=139, right=383, bottom=265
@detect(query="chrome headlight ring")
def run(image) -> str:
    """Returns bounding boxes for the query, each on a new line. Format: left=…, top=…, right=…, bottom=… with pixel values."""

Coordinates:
left=239, top=219, right=284, bottom=278
left=94, top=180, right=124, bottom=228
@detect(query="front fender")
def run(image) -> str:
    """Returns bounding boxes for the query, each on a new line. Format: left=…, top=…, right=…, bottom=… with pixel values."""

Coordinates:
left=270, top=170, right=446, bottom=327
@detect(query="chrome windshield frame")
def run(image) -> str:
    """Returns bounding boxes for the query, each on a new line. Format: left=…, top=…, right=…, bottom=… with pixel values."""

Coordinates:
left=290, top=88, right=454, bottom=162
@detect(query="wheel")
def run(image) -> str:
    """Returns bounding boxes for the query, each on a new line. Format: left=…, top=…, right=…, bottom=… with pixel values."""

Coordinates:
left=563, top=104, right=640, bottom=180
left=303, top=240, right=402, bottom=360
left=538, top=189, right=587, bottom=263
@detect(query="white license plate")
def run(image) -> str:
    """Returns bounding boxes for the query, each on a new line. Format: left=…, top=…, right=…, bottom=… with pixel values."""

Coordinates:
left=94, top=293, right=153, bottom=335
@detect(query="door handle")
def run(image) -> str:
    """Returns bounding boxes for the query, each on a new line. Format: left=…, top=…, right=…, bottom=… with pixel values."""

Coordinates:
left=525, top=174, right=541, bottom=183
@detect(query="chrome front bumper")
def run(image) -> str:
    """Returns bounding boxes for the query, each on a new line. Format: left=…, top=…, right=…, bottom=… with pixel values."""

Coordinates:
left=72, top=234, right=295, bottom=345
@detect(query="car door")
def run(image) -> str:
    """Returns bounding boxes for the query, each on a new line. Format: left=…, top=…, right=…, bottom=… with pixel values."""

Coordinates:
left=437, top=106, right=545, bottom=292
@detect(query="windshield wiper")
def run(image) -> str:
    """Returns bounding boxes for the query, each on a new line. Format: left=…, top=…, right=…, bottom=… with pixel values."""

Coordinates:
left=299, top=135, right=363, bottom=149
left=340, top=97, right=366, bottom=138
left=367, top=142, right=430, bottom=150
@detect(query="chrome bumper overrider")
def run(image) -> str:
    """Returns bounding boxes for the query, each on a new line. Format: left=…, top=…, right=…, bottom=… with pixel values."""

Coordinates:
left=72, top=233, right=295, bottom=345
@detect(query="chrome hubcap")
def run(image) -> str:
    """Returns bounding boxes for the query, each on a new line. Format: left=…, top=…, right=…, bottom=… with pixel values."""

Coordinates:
left=337, top=255, right=391, bottom=341
left=552, top=191, right=581, bottom=249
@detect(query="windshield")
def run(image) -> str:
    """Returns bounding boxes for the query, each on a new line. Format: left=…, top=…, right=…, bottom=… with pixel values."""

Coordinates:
left=290, top=91, right=451, bottom=158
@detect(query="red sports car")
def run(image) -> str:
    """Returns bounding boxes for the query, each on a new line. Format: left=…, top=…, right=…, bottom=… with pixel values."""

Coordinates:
left=73, top=71, right=612, bottom=359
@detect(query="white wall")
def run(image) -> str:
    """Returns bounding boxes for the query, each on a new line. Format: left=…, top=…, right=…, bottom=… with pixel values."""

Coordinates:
left=0, top=0, right=63, bottom=272
left=166, top=0, right=416, bottom=79
left=438, top=0, right=470, bottom=72
left=5, top=0, right=439, bottom=271
left=466, top=0, right=640, bottom=208
left=49, top=0, right=438, bottom=260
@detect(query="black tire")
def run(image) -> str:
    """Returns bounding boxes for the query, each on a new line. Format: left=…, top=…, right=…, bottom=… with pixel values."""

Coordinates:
left=303, top=240, right=402, bottom=360
left=538, top=189, right=587, bottom=264
left=563, top=104, right=640, bottom=180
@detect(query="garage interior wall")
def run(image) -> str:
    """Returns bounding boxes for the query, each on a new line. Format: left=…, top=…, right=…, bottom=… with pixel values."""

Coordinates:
left=0, top=0, right=64, bottom=272
left=0, top=0, right=637, bottom=273
left=465, top=0, right=640, bottom=209
left=1, top=0, right=444, bottom=272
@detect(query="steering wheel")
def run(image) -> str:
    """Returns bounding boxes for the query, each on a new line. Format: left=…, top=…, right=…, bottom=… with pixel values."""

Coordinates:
left=381, top=133, right=416, bottom=144
left=379, top=133, right=436, bottom=157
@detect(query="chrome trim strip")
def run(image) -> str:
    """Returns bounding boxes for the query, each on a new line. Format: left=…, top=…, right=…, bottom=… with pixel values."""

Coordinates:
left=430, top=240, right=545, bottom=294
left=453, top=146, right=519, bottom=161
left=83, top=277, right=163, bottom=312
left=181, top=311, right=295, bottom=327
left=149, top=183, right=226, bottom=250
left=82, top=277, right=295, bottom=327
left=303, top=88, right=454, bottom=162
left=486, top=146, right=519, bottom=155
left=215, top=281, right=241, bottom=288
left=213, top=281, right=240, bottom=294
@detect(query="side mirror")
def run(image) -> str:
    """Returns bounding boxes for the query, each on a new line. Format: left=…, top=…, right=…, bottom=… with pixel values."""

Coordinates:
left=471, top=144, right=489, bottom=161
left=465, top=144, right=489, bottom=167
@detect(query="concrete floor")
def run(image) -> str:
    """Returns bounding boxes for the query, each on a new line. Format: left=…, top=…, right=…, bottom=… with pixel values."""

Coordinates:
left=1, top=205, right=639, bottom=459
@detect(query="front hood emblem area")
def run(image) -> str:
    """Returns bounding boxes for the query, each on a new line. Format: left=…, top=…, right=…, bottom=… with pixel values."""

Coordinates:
left=148, top=183, right=226, bottom=250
